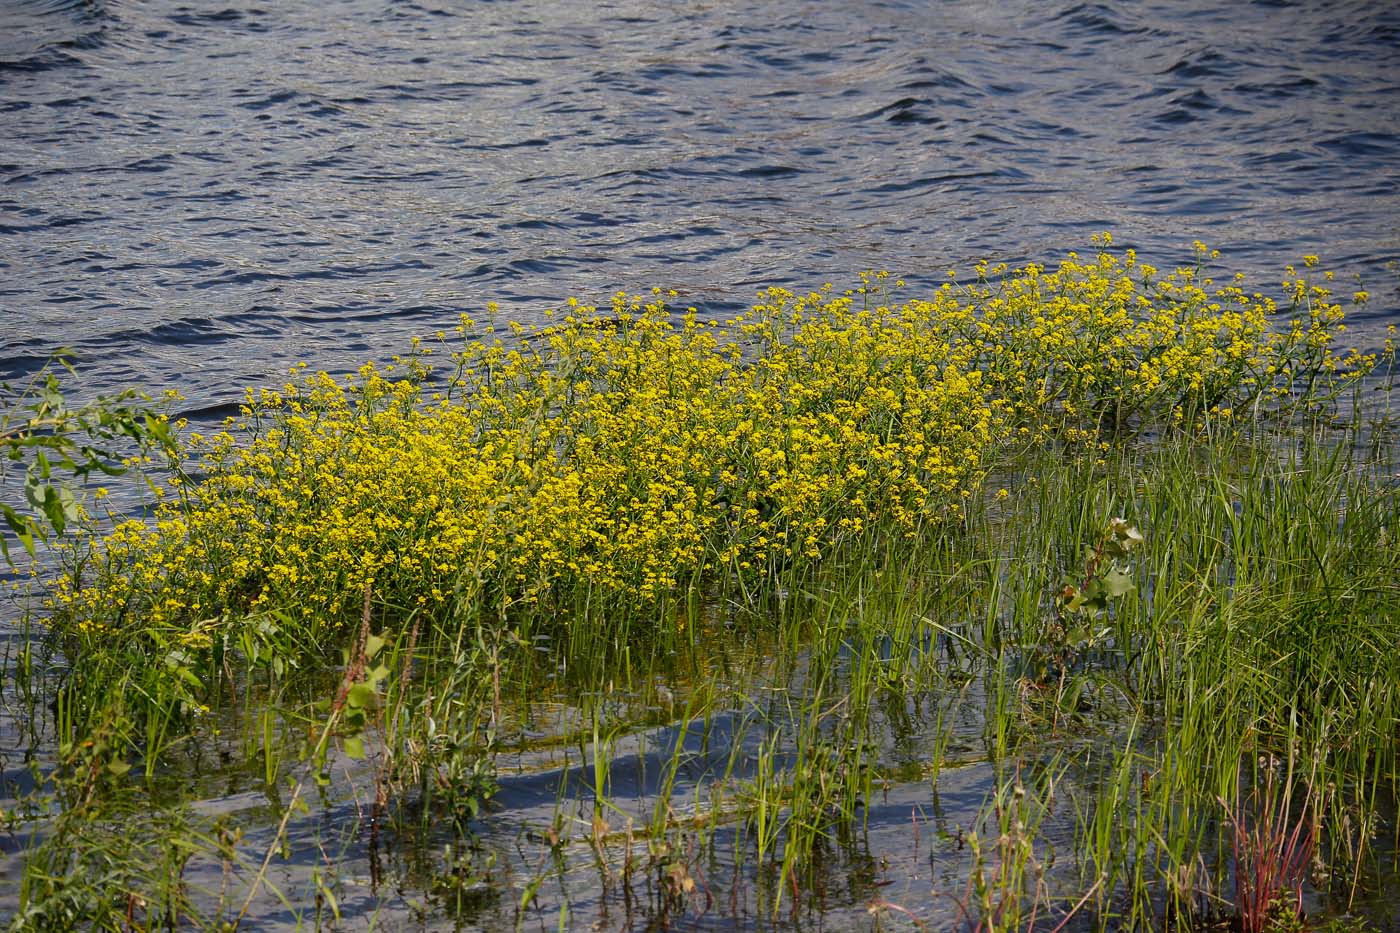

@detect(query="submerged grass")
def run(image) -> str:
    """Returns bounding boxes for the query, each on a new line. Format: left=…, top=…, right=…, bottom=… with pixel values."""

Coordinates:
left=4, top=239, right=1400, bottom=929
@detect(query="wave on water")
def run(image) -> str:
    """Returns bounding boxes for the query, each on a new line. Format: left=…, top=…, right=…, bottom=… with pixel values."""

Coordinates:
left=0, top=0, right=114, bottom=72
left=0, top=0, right=1397, bottom=413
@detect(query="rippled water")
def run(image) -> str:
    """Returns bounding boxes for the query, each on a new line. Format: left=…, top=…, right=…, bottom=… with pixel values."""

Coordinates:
left=3, top=0, right=1399, bottom=417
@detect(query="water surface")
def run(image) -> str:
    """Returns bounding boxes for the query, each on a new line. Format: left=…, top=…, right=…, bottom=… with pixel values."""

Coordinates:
left=3, top=0, right=1398, bottom=416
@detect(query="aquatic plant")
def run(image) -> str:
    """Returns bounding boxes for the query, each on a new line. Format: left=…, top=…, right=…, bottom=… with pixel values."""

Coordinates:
left=1223, top=756, right=1318, bottom=933
left=45, top=243, right=1372, bottom=662
left=9, top=240, right=1398, bottom=929
left=0, top=351, right=178, bottom=565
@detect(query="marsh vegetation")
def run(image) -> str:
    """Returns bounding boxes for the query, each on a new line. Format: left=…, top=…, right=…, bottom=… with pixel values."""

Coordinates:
left=3, top=241, right=1398, bottom=930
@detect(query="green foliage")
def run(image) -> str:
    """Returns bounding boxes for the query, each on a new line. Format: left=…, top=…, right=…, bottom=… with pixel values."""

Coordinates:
left=8, top=692, right=238, bottom=931
left=1058, top=517, right=1143, bottom=615
left=6, top=245, right=1399, bottom=928
left=0, top=350, right=178, bottom=564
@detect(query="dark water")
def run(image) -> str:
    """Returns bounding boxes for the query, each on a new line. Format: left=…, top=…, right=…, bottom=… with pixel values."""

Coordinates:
left=3, top=0, right=1399, bottom=419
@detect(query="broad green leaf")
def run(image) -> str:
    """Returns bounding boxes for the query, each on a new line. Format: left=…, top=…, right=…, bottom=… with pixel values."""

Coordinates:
left=1, top=503, right=38, bottom=558
left=346, top=682, right=377, bottom=710
left=343, top=735, right=366, bottom=760
left=1101, top=567, right=1135, bottom=598
left=41, top=485, right=66, bottom=536
left=365, top=634, right=386, bottom=660
left=23, top=475, right=44, bottom=510
left=58, top=485, right=80, bottom=521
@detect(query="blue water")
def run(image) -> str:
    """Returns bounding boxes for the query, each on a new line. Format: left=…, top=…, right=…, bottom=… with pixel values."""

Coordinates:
left=2, top=0, right=1398, bottom=420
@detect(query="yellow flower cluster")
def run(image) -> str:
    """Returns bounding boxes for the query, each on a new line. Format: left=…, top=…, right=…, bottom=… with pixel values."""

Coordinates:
left=946, top=240, right=1373, bottom=431
left=46, top=245, right=1370, bottom=643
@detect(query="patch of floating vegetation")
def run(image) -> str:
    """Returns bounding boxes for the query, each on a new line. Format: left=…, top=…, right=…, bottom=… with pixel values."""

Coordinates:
left=5, top=238, right=1400, bottom=930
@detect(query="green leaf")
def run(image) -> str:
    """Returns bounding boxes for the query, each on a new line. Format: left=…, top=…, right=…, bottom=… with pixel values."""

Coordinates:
left=23, top=475, right=44, bottom=510
left=41, top=485, right=67, bottom=536
left=365, top=633, right=386, bottom=660
left=346, top=682, right=377, bottom=710
left=343, top=735, right=366, bottom=760
left=1, top=503, right=38, bottom=559
left=145, top=414, right=173, bottom=443
left=1109, top=518, right=1144, bottom=550
left=58, top=484, right=80, bottom=520
left=317, top=880, right=342, bottom=922
left=1101, top=567, right=1135, bottom=598
left=1068, top=577, right=1107, bottom=612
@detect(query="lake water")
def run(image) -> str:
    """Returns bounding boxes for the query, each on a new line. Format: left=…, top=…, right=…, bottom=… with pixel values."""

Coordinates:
left=3, top=0, right=1398, bottom=419
left=3, top=0, right=1400, bottom=928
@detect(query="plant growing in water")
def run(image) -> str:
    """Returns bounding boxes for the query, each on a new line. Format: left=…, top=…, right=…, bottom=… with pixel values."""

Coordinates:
left=5, top=241, right=1397, bottom=928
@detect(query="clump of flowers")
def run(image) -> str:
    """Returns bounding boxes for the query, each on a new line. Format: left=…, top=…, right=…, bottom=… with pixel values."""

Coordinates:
left=46, top=244, right=1374, bottom=660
